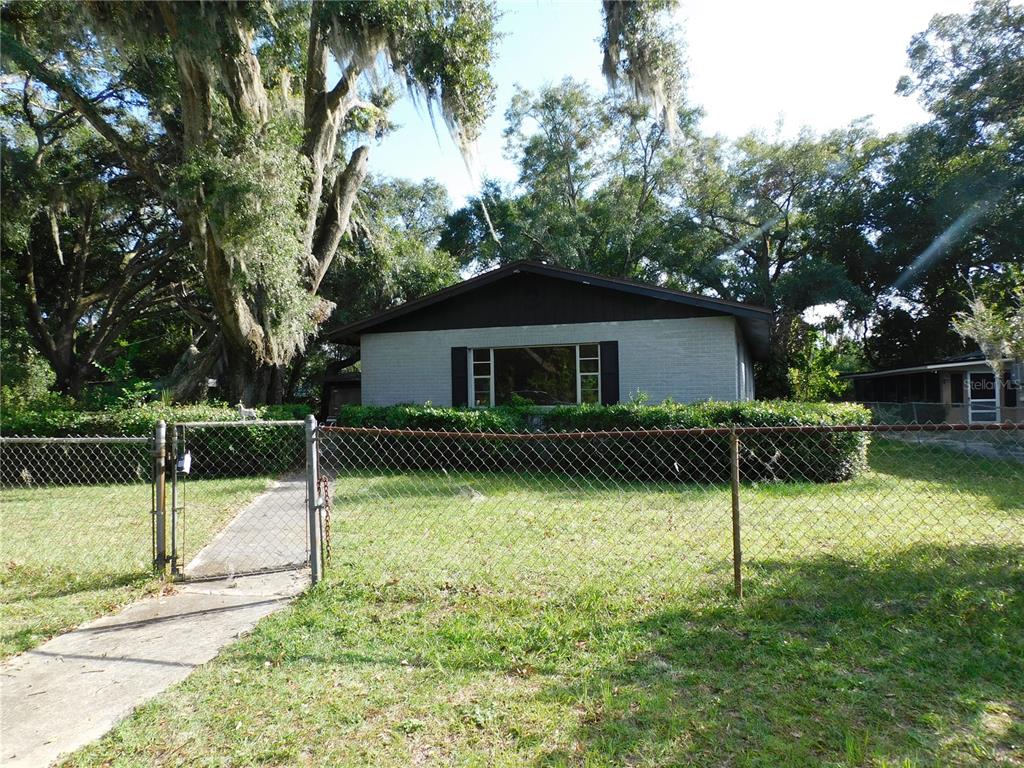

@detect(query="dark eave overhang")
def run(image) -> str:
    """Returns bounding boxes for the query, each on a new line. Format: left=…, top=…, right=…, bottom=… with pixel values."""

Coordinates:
left=842, top=356, right=1009, bottom=380
left=326, top=260, right=772, bottom=358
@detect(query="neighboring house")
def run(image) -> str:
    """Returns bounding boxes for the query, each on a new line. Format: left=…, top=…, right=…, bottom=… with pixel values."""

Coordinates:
left=322, top=260, right=771, bottom=415
left=846, top=351, right=1022, bottom=424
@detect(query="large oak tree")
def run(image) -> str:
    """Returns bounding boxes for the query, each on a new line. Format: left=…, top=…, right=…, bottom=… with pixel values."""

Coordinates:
left=2, top=0, right=681, bottom=404
left=2, top=0, right=500, bottom=403
left=1, top=82, right=185, bottom=397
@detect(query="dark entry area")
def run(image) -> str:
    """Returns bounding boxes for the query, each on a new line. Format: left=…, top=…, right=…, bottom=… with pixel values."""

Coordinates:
left=321, top=372, right=361, bottom=418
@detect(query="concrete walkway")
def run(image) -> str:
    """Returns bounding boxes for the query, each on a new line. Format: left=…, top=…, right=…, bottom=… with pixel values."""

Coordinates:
left=184, top=476, right=309, bottom=579
left=1, top=570, right=307, bottom=767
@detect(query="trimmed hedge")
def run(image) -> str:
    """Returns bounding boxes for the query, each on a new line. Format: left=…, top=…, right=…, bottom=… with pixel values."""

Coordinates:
left=1, top=400, right=871, bottom=484
left=325, top=401, right=871, bottom=483
left=329, top=400, right=870, bottom=432
left=0, top=402, right=312, bottom=484
left=0, top=401, right=312, bottom=437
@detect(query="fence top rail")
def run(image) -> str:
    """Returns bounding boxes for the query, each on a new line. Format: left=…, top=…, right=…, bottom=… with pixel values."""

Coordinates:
left=173, top=420, right=305, bottom=428
left=0, top=435, right=151, bottom=444
left=320, top=422, right=1021, bottom=441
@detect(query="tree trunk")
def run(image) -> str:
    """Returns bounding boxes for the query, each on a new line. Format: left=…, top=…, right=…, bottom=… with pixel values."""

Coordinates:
left=217, top=343, right=269, bottom=406
left=11, top=4, right=373, bottom=406
left=759, top=310, right=794, bottom=399
left=284, top=357, right=306, bottom=402
left=52, top=361, right=85, bottom=399
left=44, top=335, right=90, bottom=400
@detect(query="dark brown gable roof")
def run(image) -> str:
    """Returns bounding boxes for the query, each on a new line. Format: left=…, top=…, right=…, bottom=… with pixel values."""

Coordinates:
left=326, top=260, right=772, bottom=358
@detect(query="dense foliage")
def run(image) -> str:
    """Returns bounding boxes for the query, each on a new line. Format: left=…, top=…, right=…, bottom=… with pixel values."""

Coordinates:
left=328, top=399, right=869, bottom=432
left=0, top=398, right=310, bottom=437
left=1, top=113, right=185, bottom=397
left=1, top=0, right=1021, bottom=405
left=1, top=0, right=502, bottom=403
left=441, top=0, right=1023, bottom=394
left=326, top=400, right=871, bottom=483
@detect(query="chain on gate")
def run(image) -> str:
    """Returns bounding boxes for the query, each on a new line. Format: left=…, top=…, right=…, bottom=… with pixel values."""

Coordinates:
left=318, top=473, right=332, bottom=567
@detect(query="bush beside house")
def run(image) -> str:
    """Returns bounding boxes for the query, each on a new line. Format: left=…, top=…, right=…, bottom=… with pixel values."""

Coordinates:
left=0, top=399, right=311, bottom=436
left=0, top=398, right=870, bottom=484
left=0, top=399, right=313, bottom=483
left=327, top=401, right=871, bottom=483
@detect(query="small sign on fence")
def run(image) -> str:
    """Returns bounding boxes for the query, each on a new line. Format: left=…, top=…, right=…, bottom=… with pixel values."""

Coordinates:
left=176, top=451, right=192, bottom=475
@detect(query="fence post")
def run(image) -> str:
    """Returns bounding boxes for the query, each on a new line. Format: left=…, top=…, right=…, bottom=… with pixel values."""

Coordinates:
left=305, top=414, right=321, bottom=585
left=729, top=427, right=742, bottom=599
left=170, top=425, right=179, bottom=576
left=153, top=420, right=167, bottom=575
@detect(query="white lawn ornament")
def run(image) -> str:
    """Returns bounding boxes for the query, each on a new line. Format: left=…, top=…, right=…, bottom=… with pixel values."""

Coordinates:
left=236, top=403, right=258, bottom=421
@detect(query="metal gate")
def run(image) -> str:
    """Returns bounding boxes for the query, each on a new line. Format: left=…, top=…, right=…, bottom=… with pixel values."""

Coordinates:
left=167, top=419, right=320, bottom=580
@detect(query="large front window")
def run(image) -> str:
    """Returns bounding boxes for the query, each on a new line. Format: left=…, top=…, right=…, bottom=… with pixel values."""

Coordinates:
left=471, top=344, right=601, bottom=406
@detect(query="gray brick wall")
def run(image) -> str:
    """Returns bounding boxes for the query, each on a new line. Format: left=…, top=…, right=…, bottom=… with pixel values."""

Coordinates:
left=360, top=317, right=745, bottom=406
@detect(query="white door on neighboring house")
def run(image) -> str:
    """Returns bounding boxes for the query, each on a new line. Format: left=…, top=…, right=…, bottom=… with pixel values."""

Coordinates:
left=968, top=371, right=1000, bottom=423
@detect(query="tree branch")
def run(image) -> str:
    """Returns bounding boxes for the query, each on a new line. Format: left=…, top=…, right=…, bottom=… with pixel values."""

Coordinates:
left=1, top=32, right=165, bottom=194
left=309, top=144, right=370, bottom=292
left=20, top=247, right=58, bottom=359
left=301, top=34, right=362, bottom=249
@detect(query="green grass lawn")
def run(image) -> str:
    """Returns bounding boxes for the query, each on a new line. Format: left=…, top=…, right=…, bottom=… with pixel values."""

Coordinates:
left=57, top=440, right=1024, bottom=766
left=0, top=477, right=270, bottom=658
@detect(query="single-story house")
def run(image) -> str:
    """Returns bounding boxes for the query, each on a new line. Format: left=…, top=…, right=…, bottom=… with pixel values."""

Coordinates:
left=845, top=351, right=1022, bottom=424
left=322, top=260, right=770, bottom=416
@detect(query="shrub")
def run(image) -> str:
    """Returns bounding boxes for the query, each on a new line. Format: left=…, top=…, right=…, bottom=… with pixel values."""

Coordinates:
left=0, top=401, right=313, bottom=483
left=541, top=400, right=870, bottom=431
left=1, top=399, right=869, bottom=484
left=0, top=400, right=312, bottom=437
left=327, top=404, right=530, bottom=431
left=327, top=401, right=871, bottom=483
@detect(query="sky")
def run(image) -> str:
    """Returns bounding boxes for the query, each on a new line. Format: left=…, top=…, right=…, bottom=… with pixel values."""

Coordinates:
left=369, top=0, right=977, bottom=207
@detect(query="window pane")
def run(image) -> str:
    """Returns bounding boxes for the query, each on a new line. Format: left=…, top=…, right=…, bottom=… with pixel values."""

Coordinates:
left=579, top=344, right=599, bottom=359
left=494, top=346, right=576, bottom=405
left=581, top=375, right=600, bottom=404
left=473, top=378, right=490, bottom=407
left=472, top=348, right=490, bottom=363
left=969, top=372, right=996, bottom=401
left=950, top=373, right=964, bottom=404
left=580, top=358, right=599, bottom=374
left=473, top=361, right=490, bottom=375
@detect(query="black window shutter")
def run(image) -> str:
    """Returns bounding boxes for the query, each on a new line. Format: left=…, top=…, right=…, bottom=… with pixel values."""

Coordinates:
left=451, top=347, right=468, bottom=406
left=599, top=341, right=619, bottom=405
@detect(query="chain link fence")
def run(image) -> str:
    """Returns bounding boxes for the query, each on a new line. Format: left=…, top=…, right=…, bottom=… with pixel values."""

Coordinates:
left=859, top=400, right=954, bottom=424
left=318, top=423, right=1023, bottom=597
left=2, top=421, right=1020, bottom=613
left=168, top=421, right=310, bottom=579
left=1, top=420, right=318, bottom=591
left=0, top=435, right=158, bottom=584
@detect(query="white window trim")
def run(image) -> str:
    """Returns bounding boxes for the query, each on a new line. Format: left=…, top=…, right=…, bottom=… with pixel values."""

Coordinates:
left=968, top=369, right=1001, bottom=424
left=470, top=348, right=495, bottom=407
left=576, top=344, right=601, bottom=405
left=575, top=345, right=582, bottom=405
left=469, top=343, right=601, bottom=407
